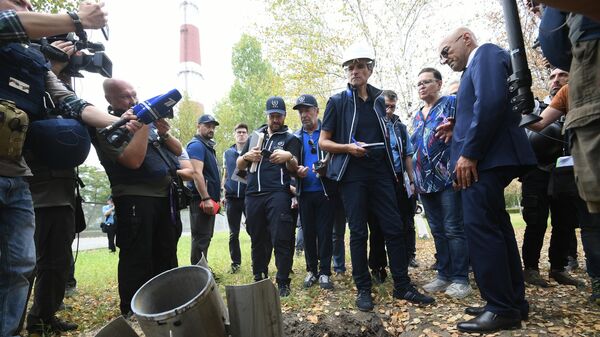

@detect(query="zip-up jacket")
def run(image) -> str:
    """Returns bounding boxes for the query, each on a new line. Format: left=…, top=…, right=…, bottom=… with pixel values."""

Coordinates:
left=241, top=124, right=301, bottom=195
left=223, top=144, right=246, bottom=198
left=322, top=83, right=397, bottom=182
left=293, top=120, right=337, bottom=197
left=387, top=114, right=414, bottom=175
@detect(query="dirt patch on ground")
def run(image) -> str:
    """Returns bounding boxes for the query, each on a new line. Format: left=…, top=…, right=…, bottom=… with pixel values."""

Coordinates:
left=283, top=310, right=391, bottom=337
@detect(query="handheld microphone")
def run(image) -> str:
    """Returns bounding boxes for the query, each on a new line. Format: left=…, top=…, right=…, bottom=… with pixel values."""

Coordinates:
left=99, top=89, right=182, bottom=147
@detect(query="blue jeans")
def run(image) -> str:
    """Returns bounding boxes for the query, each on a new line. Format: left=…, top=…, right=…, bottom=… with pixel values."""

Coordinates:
left=0, top=177, right=36, bottom=337
left=420, top=187, right=469, bottom=284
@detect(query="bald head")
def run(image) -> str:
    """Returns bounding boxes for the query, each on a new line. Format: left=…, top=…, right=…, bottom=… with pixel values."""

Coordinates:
left=103, top=79, right=137, bottom=112
left=439, top=27, right=479, bottom=72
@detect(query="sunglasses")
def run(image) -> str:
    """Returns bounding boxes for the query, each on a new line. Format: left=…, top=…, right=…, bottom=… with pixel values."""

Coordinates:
left=439, top=35, right=463, bottom=64
left=308, top=139, right=317, bottom=154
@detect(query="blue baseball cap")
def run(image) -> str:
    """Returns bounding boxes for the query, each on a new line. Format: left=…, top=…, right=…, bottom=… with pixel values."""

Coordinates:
left=197, top=114, right=220, bottom=125
left=265, top=96, right=286, bottom=115
left=293, top=94, right=318, bottom=110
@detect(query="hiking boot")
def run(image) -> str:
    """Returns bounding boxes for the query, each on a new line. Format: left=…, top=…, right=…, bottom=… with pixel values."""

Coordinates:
left=371, top=268, right=387, bottom=285
left=423, top=278, right=451, bottom=293
left=549, top=270, right=585, bottom=287
left=566, top=256, right=579, bottom=271
left=394, top=287, right=435, bottom=305
left=230, top=263, right=240, bottom=274
left=319, top=274, right=334, bottom=290
left=445, top=282, right=473, bottom=299
left=409, top=257, right=420, bottom=268
left=523, top=268, right=548, bottom=288
left=278, top=283, right=291, bottom=297
left=303, top=272, right=317, bottom=288
left=590, top=278, right=600, bottom=306
left=355, top=289, right=374, bottom=312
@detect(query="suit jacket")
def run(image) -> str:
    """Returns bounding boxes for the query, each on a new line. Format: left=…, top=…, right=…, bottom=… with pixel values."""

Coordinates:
left=452, top=43, right=536, bottom=172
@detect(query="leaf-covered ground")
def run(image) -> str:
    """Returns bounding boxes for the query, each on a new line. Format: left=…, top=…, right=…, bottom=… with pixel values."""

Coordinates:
left=37, top=226, right=600, bottom=336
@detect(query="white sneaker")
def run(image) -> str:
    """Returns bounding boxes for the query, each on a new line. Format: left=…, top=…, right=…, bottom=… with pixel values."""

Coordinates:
left=303, top=272, right=317, bottom=288
left=423, top=278, right=451, bottom=293
left=445, top=282, right=473, bottom=299
left=319, top=274, right=334, bottom=290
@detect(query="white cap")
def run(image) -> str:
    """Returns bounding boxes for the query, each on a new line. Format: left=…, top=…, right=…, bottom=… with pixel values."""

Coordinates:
left=341, top=42, right=375, bottom=67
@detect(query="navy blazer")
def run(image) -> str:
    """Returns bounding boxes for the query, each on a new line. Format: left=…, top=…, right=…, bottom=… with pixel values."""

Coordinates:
left=452, top=43, right=536, bottom=172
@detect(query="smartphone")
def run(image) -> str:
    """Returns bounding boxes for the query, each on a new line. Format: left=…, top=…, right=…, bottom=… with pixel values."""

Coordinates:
left=261, top=148, right=273, bottom=158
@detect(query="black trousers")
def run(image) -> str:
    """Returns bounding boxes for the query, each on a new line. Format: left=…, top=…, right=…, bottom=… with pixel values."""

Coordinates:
left=190, top=199, right=216, bottom=264
left=226, top=197, right=245, bottom=266
left=27, top=206, right=75, bottom=325
left=299, top=191, right=334, bottom=276
left=521, top=168, right=577, bottom=271
left=462, top=167, right=527, bottom=319
left=368, top=180, right=416, bottom=270
left=245, top=192, right=294, bottom=285
left=340, top=178, right=410, bottom=292
left=106, top=224, right=117, bottom=252
left=114, top=195, right=180, bottom=315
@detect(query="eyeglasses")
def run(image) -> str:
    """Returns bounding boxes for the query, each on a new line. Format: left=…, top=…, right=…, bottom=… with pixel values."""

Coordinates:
left=416, top=79, right=437, bottom=87
left=439, top=34, right=463, bottom=64
left=308, top=139, right=317, bottom=154
left=343, top=60, right=373, bottom=73
left=386, top=104, right=396, bottom=110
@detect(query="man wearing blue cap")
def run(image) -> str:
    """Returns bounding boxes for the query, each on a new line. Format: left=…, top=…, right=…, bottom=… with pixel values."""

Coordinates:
left=187, top=114, right=221, bottom=264
left=236, top=96, right=301, bottom=297
left=293, top=94, right=340, bottom=290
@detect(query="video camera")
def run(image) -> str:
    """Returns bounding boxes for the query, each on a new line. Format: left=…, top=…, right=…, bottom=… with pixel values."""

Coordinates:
left=99, top=89, right=183, bottom=147
left=36, top=30, right=112, bottom=78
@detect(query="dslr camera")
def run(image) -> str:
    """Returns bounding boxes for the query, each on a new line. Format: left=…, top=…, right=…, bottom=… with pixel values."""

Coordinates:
left=37, top=31, right=112, bottom=78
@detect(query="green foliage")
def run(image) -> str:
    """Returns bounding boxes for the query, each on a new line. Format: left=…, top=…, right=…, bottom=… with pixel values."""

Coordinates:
left=172, top=92, right=202, bottom=147
left=212, top=34, right=299, bottom=160
left=78, top=164, right=111, bottom=203
left=261, top=0, right=431, bottom=120
left=31, top=0, right=78, bottom=13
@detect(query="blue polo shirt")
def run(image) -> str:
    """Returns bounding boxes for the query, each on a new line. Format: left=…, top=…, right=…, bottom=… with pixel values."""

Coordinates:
left=186, top=135, right=221, bottom=201
left=301, top=130, right=322, bottom=192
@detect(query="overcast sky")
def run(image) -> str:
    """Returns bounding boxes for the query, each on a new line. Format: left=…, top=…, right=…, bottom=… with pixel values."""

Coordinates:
left=74, top=0, right=263, bottom=167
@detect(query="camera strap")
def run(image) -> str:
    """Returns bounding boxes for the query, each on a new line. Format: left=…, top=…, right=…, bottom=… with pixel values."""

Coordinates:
left=150, top=136, right=183, bottom=223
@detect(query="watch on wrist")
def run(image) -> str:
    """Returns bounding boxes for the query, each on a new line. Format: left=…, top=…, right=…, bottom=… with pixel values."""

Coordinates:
left=67, top=11, right=85, bottom=34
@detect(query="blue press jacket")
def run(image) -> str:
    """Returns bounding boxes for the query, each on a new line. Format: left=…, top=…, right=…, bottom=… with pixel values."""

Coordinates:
left=452, top=43, right=536, bottom=171
left=322, top=83, right=396, bottom=182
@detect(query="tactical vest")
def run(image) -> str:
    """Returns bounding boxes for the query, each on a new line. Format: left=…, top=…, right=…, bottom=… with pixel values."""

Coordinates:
left=0, top=43, right=90, bottom=167
left=98, top=130, right=178, bottom=186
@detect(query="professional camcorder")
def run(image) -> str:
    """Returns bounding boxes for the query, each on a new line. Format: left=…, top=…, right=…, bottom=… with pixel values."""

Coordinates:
left=36, top=31, right=112, bottom=78
left=99, top=89, right=183, bottom=147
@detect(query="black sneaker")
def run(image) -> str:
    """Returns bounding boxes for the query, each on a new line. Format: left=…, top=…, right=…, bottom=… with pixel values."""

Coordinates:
left=409, top=257, right=420, bottom=268
left=355, top=289, right=374, bottom=312
left=278, top=283, right=291, bottom=297
left=549, top=270, right=585, bottom=287
left=303, top=272, right=317, bottom=288
left=49, top=316, right=78, bottom=332
left=230, top=264, right=241, bottom=274
left=394, top=287, right=435, bottom=305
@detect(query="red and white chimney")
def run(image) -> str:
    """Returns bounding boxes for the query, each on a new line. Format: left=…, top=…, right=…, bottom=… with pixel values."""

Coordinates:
left=178, top=0, right=204, bottom=113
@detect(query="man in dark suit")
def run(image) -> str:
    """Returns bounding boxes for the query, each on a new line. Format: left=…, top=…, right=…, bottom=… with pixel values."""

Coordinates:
left=438, top=27, right=536, bottom=333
